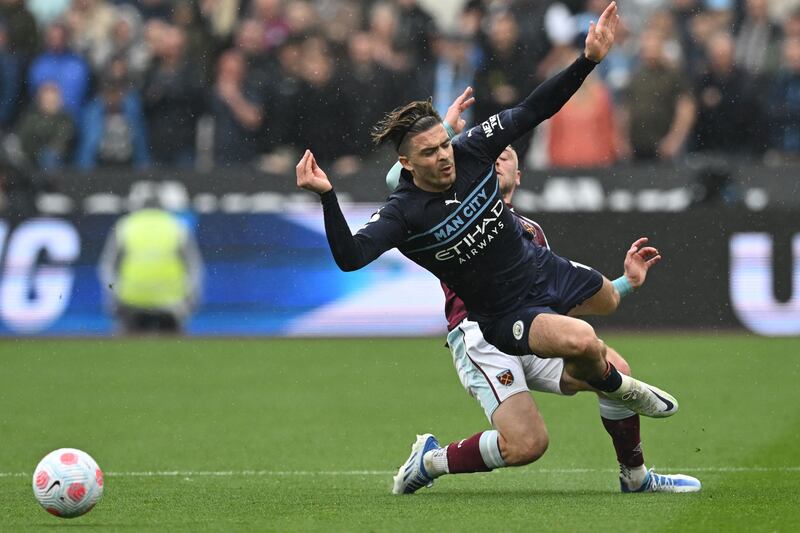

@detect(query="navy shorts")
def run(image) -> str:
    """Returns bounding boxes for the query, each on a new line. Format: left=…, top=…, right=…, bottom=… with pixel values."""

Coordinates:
left=474, top=246, right=604, bottom=356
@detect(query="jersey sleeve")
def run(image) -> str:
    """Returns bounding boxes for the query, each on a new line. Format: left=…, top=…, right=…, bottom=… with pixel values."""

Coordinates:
left=456, top=54, right=597, bottom=163
left=320, top=189, right=406, bottom=271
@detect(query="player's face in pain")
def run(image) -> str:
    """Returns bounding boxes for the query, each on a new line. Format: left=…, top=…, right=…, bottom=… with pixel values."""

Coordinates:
left=400, top=125, right=456, bottom=192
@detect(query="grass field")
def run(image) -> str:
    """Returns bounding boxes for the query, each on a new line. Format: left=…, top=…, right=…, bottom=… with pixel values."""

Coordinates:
left=1, top=334, right=799, bottom=531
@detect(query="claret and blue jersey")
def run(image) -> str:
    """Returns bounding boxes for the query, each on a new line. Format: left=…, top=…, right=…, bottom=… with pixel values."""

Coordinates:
left=320, top=54, right=598, bottom=320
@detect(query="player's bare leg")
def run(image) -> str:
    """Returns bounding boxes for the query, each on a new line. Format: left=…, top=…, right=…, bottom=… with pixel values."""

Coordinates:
left=568, top=277, right=619, bottom=316
left=528, top=313, right=614, bottom=382
left=491, top=392, right=549, bottom=466
left=393, top=392, right=548, bottom=494
left=528, top=314, right=678, bottom=418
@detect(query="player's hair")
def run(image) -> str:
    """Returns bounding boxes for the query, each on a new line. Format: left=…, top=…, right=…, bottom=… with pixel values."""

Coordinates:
left=371, top=99, right=442, bottom=154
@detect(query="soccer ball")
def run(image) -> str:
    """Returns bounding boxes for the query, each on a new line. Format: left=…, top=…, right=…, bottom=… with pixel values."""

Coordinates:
left=32, top=448, right=104, bottom=518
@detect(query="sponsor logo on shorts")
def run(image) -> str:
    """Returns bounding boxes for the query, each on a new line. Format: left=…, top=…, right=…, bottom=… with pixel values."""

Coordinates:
left=512, top=320, right=524, bottom=340
left=496, top=369, right=514, bottom=386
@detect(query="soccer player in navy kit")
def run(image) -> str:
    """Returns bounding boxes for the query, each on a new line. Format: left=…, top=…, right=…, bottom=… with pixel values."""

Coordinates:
left=387, top=140, right=700, bottom=494
left=297, top=2, right=688, bottom=493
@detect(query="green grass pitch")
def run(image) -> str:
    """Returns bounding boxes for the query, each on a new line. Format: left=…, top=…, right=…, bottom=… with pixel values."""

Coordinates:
left=1, top=334, right=799, bottom=531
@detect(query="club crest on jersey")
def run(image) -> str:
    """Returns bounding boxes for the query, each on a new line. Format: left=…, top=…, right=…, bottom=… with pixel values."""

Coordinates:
left=521, top=221, right=537, bottom=238
left=496, top=369, right=514, bottom=386
left=512, top=320, right=524, bottom=340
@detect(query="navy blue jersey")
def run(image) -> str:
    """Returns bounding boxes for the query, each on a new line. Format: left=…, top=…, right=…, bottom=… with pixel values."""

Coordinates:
left=321, top=55, right=596, bottom=319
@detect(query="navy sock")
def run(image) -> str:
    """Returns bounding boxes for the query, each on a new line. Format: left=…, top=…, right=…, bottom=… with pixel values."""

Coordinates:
left=588, top=362, right=623, bottom=393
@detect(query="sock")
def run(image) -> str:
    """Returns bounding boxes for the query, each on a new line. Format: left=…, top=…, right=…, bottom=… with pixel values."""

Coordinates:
left=442, top=430, right=506, bottom=474
left=422, top=447, right=449, bottom=478
left=600, top=414, right=645, bottom=468
left=619, top=464, right=648, bottom=490
left=587, top=361, right=623, bottom=393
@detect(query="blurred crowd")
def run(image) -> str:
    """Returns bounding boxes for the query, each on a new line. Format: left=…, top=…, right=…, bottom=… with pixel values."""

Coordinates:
left=0, top=0, right=799, bottom=176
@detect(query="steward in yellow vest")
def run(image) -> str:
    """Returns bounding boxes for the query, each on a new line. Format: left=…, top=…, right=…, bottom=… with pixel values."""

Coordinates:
left=99, top=207, right=203, bottom=333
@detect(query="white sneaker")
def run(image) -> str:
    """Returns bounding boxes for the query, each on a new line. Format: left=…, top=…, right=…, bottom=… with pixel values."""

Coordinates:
left=607, top=376, right=678, bottom=418
left=391, top=434, right=440, bottom=495
left=621, top=467, right=702, bottom=493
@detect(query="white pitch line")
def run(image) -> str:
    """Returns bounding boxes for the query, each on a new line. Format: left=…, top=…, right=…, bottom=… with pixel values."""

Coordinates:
left=2, top=467, right=799, bottom=478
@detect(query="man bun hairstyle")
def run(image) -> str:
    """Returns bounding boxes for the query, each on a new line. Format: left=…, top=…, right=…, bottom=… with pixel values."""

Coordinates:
left=372, top=99, right=442, bottom=154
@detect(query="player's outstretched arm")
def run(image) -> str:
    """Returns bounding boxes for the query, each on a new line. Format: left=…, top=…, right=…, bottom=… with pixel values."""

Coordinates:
left=462, top=2, right=619, bottom=162
left=297, top=150, right=404, bottom=272
left=521, top=1, right=618, bottom=123
left=569, top=236, right=660, bottom=317
left=613, top=237, right=662, bottom=297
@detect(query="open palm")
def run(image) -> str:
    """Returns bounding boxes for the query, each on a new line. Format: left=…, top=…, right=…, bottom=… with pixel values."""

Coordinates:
left=584, top=2, right=620, bottom=63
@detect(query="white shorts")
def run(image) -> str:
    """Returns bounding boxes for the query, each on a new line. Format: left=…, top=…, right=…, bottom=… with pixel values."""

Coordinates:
left=447, top=318, right=566, bottom=423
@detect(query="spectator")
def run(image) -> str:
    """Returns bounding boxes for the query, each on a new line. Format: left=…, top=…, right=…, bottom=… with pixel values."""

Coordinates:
left=0, top=20, right=21, bottom=130
left=691, top=31, right=763, bottom=156
left=92, top=5, right=151, bottom=85
left=130, top=0, right=173, bottom=22
left=767, top=37, right=800, bottom=158
left=28, top=22, right=90, bottom=121
left=142, top=25, right=204, bottom=167
left=76, top=77, right=149, bottom=170
left=621, top=29, right=696, bottom=161
left=340, top=32, right=398, bottom=155
left=210, top=49, right=264, bottom=167
left=284, top=0, right=319, bottom=37
left=322, top=0, right=362, bottom=49
left=65, top=0, right=116, bottom=69
left=734, top=0, right=782, bottom=78
left=26, top=0, right=70, bottom=27
left=457, top=0, right=487, bottom=68
left=295, top=38, right=358, bottom=173
left=172, top=0, right=219, bottom=85
left=99, top=198, right=204, bottom=335
left=783, top=9, right=800, bottom=41
left=234, top=17, right=273, bottom=85
left=250, top=0, right=289, bottom=52
left=511, top=0, right=553, bottom=67
left=367, top=1, right=411, bottom=89
left=0, top=0, right=38, bottom=59
left=395, top=0, right=437, bottom=68
left=474, top=10, right=536, bottom=165
left=198, top=0, right=242, bottom=41
left=474, top=11, right=534, bottom=121
left=431, top=32, right=476, bottom=123
left=15, top=82, right=74, bottom=171
left=546, top=49, right=619, bottom=168
left=258, top=34, right=304, bottom=169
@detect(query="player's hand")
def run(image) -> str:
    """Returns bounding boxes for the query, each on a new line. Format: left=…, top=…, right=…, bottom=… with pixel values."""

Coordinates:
left=444, top=86, right=476, bottom=134
left=296, top=149, right=333, bottom=194
left=584, top=1, right=619, bottom=63
left=623, top=237, right=661, bottom=289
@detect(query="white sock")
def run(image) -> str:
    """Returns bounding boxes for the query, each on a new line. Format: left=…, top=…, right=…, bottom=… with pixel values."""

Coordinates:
left=603, top=372, right=634, bottom=399
left=620, top=463, right=648, bottom=490
left=598, top=396, right=636, bottom=420
left=423, top=447, right=449, bottom=478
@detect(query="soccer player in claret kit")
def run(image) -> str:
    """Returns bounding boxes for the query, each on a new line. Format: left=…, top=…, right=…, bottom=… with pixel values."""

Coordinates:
left=296, top=2, right=695, bottom=494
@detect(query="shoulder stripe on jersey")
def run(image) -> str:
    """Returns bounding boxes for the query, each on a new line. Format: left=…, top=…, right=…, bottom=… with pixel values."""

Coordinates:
left=405, top=181, right=500, bottom=254
left=406, top=168, right=495, bottom=242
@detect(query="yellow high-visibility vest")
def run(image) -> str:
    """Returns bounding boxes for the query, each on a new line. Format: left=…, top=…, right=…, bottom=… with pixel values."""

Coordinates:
left=116, top=209, right=188, bottom=308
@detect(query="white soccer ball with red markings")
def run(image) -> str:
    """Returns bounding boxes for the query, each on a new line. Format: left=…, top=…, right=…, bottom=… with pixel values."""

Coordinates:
left=32, top=448, right=104, bottom=518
